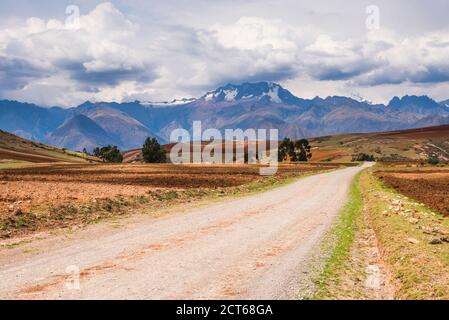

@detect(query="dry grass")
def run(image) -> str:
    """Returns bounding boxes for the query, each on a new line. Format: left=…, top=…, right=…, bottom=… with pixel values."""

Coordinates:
left=360, top=167, right=449, bottom=299
left=309, top=124, right=449, bottom=162
left=0, top=130, right=96, bottom=163
left=311, top=164, right=449, bottom=300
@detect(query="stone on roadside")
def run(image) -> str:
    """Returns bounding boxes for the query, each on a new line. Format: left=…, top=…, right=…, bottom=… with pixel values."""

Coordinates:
left=409, top=218, right=419, bottom=225
left=429, top=238, right=443, bottom=245
left=407, top=238, right=420, bottom=244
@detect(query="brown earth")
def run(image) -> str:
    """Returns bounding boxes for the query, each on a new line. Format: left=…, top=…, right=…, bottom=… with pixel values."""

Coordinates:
left=310, top=124, right=449, bottom=162
left=0, top=162, right=350, bottom=239
left=122, top=148, right=142, bottom=163
left=376, top=124, right=449, bottom=140
left=309, top=148, right=350, bottom=161
left=0, top=148, right=66, bottom=163
left=375, top=168, right=449, bottom=216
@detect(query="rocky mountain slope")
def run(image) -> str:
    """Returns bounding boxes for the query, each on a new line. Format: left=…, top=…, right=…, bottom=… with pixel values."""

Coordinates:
left=1, top=82, right=449, bottom=151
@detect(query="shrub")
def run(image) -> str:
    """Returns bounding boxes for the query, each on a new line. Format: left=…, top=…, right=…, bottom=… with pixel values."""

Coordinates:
left=93, top=145, right=123, bottom=163
left=427, top=156, right=440, bottom=165
left=278, top=137, right=312, bottom=162
left=352, top=153, right=376, bottom=162
left=142, top=137, right=167, bottom=163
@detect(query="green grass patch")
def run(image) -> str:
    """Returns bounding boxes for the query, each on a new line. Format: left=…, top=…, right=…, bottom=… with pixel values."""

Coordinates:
left=312, top=171, right=363, bottom=299
left=0, top=160, right=37, bottom=169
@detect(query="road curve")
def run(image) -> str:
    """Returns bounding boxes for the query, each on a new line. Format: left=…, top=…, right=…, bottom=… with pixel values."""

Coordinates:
left=0, top=163, right=370, bottom=300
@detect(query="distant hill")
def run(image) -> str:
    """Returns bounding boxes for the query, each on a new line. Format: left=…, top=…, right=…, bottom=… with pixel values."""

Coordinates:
left=388, top=95, right=447, bottom=115
left=0, top=100, right=66, bottom=140
left=309, top=124, right=449, bottom=162
left=0, top=129, right=96, bottom=163
left=1, top=82, right=449, bottom=151
left=45, top=115, right=115, bottom=152
left=73, top=102, right=162, bottom=149
left=120, top=124, right=449, bottom=163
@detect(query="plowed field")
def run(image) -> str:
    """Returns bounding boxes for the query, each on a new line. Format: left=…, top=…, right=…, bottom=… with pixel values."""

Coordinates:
left=375, top=168, right=449, bottom=216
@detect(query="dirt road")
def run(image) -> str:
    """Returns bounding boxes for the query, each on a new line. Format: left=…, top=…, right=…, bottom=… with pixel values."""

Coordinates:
left=0, top=164, right=370, bottom=299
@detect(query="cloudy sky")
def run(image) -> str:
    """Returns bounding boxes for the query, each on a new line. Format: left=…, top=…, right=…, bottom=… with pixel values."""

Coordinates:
left=0, top=0, right=449, bottom=107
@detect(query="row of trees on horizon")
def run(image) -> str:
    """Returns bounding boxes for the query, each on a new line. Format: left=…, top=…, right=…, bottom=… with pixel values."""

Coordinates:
left=85, top=137, right=313, bottom=164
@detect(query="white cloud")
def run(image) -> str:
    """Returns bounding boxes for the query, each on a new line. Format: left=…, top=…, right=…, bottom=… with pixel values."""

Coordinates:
left=0, top=2, right=156, bottom=105
left=210, top=16, right=300, bottom=51
left=0, top=1, right=449, bottom=106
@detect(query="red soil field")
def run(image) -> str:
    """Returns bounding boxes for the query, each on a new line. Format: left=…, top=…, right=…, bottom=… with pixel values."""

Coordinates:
left=375, top=168, right=449, bottom=216
left=376, top=124, right=449, bottom=140
left=0, top=162, right=344, bottom=214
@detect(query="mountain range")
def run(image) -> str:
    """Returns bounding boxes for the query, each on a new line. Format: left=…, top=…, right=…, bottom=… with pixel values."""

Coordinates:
left=1, top=82, right=449, bottom=151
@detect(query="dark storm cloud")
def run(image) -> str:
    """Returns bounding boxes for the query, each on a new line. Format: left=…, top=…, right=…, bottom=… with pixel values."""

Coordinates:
left=0, top=56, right=47, bottom=91
left=357, top=64, right=449, bottom=86
left=56, top=60, right=158, bottom=87
left=312, top=68, right=368, bottom=81
left=410, top=66, right=449, bottom=83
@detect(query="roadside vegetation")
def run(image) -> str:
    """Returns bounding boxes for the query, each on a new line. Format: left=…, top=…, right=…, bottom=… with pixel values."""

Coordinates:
left=352, top=153, right=376, bottom=162
left=361, top=167, right=449, bottom=299
left=311, top=172, right=365, bottom=299
left=312, top=163, right=449, bottom=300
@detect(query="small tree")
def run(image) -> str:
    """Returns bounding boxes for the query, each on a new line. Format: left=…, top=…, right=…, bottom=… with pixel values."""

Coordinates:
left=103, top=146, right=123, bottom=163
left=93, top=145, right=123, bottom=163
left=278, top=137, right=312, bottom=162
left=278, top=137, right=293, bottom=162
left=427, top=156, right=439, bottom=165
left=293, top=139, right=312, bottom=161
left=93, top=147, right=101, bottom=157
left=142, top=137, right=166, bottom=163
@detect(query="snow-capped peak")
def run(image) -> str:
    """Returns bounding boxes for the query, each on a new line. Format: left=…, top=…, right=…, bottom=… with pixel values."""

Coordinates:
left=266, top=84, right=282, bottom=103
left=201, top=82, right=288, bottom=103
left=224, top=89, right=238, bottom=101
left=142, top=98, right=196, bottom=107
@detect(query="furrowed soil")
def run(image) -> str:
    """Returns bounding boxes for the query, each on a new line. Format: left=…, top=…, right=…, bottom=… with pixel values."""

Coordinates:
left=0, top=162, right=351, bottom=239
left=375, top=168, right=449, bottom=217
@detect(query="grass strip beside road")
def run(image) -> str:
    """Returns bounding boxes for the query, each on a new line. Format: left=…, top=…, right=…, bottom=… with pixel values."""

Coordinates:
left=311, top=171, right=363, bottom=299
left=311, top=166, right=449, bottom=300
